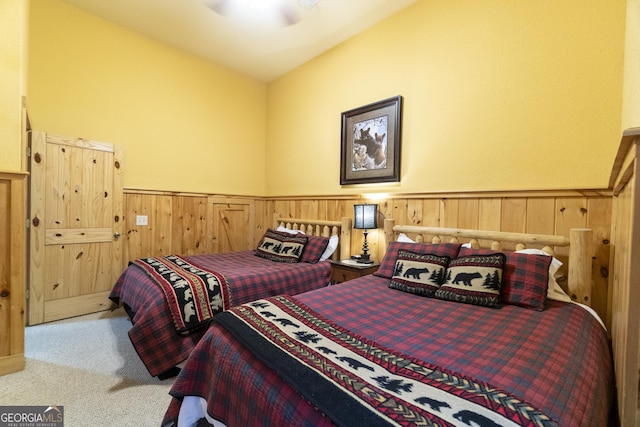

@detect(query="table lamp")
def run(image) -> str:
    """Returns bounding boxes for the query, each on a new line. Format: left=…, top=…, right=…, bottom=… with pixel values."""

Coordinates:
left=353, top=203, right=378, bottom=264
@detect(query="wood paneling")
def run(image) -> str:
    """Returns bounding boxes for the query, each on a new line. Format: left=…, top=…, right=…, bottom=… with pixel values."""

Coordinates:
left=0, top=171, right=27, bottom=377
left=123, top=191, right=259, bottom=261
left=122, top=188, right=612, bottom=323
left=608, top=128, right=640, bottom=427
left=267, top=192, right=612, bottom=322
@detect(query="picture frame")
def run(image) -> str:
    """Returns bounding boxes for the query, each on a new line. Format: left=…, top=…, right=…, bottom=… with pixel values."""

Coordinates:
left=340, top=95, right=402, bottom=185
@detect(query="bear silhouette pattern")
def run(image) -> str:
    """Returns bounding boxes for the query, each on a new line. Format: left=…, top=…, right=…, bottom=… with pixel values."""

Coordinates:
left=403, top=267, right=430, bottom=279
left=453, top=410, right=503, bottom=427
left=452, top=271, right=482, bottom=286
left=414, top=396, right=450, bottom=413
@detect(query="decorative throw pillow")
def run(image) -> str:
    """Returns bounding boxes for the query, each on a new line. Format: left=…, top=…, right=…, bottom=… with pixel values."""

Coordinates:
left=255, top=229, right=308, bottom=263
left=301, top=235, right=330, bottom=263
left=374, top=241, right=461, bottom=279
left=459, top=248, right=552, bottom=310
left=435, top=253, right=506, bottom=307
left=389, top=250, right=450, bottom=297
left=515, top=248, right=571, bottom=303
left=275, top=226, right=330, bottom=263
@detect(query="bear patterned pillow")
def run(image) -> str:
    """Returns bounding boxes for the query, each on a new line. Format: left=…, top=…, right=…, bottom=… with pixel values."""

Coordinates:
left=435, top=253, right=506, bottom=307
left=275, top=226, right=330, bottom=263
left=389, top=250, right=450, bottom=297
left=255, top=229, right=308, bottom=263
left=374, top=241, right=461, bottom=279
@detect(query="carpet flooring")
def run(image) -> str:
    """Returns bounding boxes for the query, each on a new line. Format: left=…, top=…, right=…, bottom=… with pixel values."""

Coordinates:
left=0, top=308, right=174, bottom=426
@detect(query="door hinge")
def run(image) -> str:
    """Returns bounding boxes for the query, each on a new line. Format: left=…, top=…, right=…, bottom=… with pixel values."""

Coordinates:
left=26, top=288, right=30, bottom=300
left=26, top=146, right=31, bottom=157
left=26, top=218, right=31, bottom=229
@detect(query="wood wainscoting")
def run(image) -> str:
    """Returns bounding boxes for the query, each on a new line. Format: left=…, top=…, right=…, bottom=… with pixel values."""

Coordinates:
left=0, top=171, right=27, bottom=376
left=123, top=190, right=267, bottom=262
left=123, top=188, right=612, bottom=324
left=267, top=191, right=612, bottom=323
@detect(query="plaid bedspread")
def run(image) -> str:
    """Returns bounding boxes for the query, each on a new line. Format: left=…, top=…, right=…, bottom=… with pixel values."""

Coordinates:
left=109, top=250, right=331, bottom=377
left=216, top=295, right=557, bottom=427
left=164, top=275, right=614, bottom=427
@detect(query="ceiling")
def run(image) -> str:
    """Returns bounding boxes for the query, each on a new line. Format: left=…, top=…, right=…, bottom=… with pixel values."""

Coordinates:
left=59, top=0, right=417, bottom=82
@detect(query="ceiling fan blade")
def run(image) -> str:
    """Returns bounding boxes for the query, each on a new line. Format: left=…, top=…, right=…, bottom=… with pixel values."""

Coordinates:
left=279, top=5, right=301, bottom=26
left=204, top=0, right=231, bottom=16
left=204, top=0, right=302, bottom=27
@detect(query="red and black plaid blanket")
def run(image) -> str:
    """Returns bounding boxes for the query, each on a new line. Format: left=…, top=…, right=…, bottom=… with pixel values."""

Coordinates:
left=131, top=255, right=231, bottom=334
left=110, top=250, right=331, bottom=377
left=215, top=295, right=558, bottom=427
left=164, top=276, right=614, bottom=426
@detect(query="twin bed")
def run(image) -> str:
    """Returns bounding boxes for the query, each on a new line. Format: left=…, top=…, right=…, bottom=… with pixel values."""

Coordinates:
left=109, top=216, right=350, bottom=378
left=158, top=219, right=615, bottom=426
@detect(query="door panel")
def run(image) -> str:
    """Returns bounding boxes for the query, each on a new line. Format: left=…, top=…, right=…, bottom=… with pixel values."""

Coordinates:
left=29, top=132, right=123, bottom=324
left=215, top=205, right=249, bottom=253
left=209, top=198, right=255, bottom=254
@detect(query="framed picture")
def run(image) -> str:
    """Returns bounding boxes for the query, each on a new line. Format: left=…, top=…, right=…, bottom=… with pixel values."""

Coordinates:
left=340, top=95, right=402, bottom=185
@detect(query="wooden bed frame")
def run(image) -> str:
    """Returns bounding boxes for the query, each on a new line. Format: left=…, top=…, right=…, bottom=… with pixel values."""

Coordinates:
left=278, top=199, right=638, bottom=423
left=378, top=128, right=640, bottom=426
left=273, top=214, right=352, bottom=261
left=609, top=127, right=640, bottom=427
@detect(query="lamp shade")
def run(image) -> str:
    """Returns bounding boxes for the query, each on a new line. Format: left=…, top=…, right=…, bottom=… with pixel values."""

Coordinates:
left=353, top=204, right=378, bottom=230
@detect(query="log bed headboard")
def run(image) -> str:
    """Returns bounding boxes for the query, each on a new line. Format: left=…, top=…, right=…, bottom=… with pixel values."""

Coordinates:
left=273, top=215, right=352, bottom=261
left=383, top=218, right=594, bottom=307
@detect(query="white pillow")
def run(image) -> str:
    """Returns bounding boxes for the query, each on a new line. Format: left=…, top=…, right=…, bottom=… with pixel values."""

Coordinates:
left=276, top=226, right=304, bottom=234
left=397, top=233, right=414, bottom=243
left=515, top=248, right=571, bottom=303
left=397, top=233, right=475, bottom=248
left=277, top=226, right=339, bottom=262
left=319, top=234, right=339, bottom=261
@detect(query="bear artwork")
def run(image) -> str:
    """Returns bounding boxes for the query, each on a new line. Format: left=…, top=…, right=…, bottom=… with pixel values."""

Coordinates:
left=351, top=116, right=388, bottom=171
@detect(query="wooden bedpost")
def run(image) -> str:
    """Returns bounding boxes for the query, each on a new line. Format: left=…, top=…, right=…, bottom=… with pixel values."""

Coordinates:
left=340, top=217, right=352, bottom=261
left=567, top=228, right=593, bottom=306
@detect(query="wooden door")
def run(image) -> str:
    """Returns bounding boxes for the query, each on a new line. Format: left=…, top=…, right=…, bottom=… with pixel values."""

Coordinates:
left=28, top=132, right=124, bottom=324
left=209, top=197, right=254, bottom=253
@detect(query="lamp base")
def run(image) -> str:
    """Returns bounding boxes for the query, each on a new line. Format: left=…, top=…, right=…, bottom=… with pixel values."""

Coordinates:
left=352, top=254, right=374, bottom=264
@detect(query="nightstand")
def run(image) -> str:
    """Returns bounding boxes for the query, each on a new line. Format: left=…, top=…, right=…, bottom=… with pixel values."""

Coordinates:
left=329, top=260, right=379, bottom=285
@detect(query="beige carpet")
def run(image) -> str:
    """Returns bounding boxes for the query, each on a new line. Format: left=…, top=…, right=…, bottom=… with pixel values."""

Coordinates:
left=0, top=308, right=175, bottom=426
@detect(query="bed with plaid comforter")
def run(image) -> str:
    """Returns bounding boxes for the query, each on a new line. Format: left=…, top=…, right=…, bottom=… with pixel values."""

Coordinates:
left=163, top=275, right=614, bottom=427
left=109, top=250, right=331, bottom=377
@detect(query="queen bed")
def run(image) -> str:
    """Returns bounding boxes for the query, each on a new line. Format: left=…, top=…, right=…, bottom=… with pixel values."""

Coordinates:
left=162, top=219, right=615, bottom=426
left=109, top=216, right=351, bottom=378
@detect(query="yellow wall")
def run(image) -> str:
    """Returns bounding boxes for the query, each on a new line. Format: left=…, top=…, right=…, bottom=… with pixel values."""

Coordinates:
left=266, top=0, right=626, bottom=196
left=23, top=0, right=629, bottom=197
left=622, top=0, right=640, bottom=130
left=27, top=0, right=267, bottom=196
left=0, top=0, right=26, bottom=172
